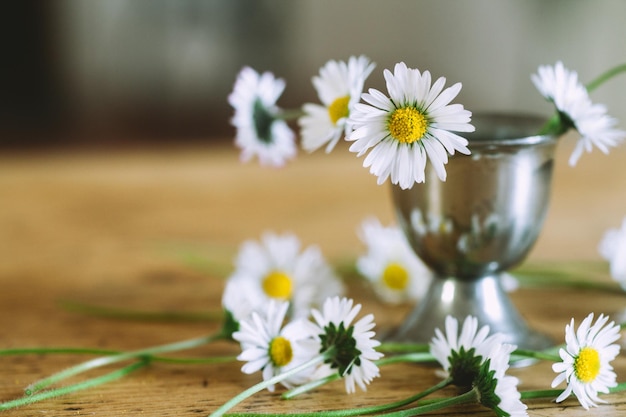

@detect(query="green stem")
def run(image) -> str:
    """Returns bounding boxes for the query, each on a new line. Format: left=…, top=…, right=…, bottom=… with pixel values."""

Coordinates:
left=209, top=353, right=330, bottom=417
left=520, top=259, right=607, bottom=273
left=376, top=352, right=435, bottom=366
left=281, top=373, right=341, bottom=400
left=154, top=241, right=235, bottom=278
left=60, top=300, right=221, bottom=322
left=381, top=387, right=478, bottom=417
left=236, top=377, right=453, bottom=417
left=520, top=388, right=562, bottom=400
left=0, top=347, right=119, bottom=356
left=26, top=333, right=226, bottom=395
left=377, top=342, right=430, bottom=353
left=514, top=272, right=620, bottom=294
left=537, top=113, right=564, bottom=136
left=512, top=349, right=561, bottom=362
left=606, top=381, right=626, bottom=394
left=0, top=346, right=236, bottom=365
left=585, top=63, right=626, bottom=92
left=521, top=381, right=626, bottom=400
left=281, top=352, right=435, bottom=401
left=0, top=360, right=149, bottom=411
left=150, top=355, right=237, bottom=365
left=277, top=109, right=305, bottom=121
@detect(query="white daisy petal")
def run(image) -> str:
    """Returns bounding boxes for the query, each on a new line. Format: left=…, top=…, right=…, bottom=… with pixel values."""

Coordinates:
left=362, top=88, right=396, bottom=111
left=226, top=231, right=344, bottom=320
left=228, top=66, right=296, bottom=167
left=355, top=214, right=430, bottom=303
left=551, top=312, right=621, bottom=409
left=310, top=296, right=383, bottom=393
left=422, top=139, right=448, bottom=181
left=430, top=315, right=526, bottom=416
left=232, top=300, right=320, bottom=391
left=426, top=80, right=461, bottom=111
left=532, top=62, right=625, bottom=165
left=347, top=63, right=473, bottom=189
left=299, top=56, right=375, bottom=153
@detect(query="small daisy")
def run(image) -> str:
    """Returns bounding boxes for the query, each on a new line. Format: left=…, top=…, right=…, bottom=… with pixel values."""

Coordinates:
left=310, top=296, right=384, bottom=393
left=232, top=301, right=320, bottom=391
left=551, top=313, right=621, bottom=410
left=531, top=61, right=588, bottom=118
left=473, top=342, right=528, bottom=417
left=228, top=232, right=344, bottom=319
left=598, top=216, right=626, bottom=289
left=346, top=62, right=474, bottom=189
left=228, top=66, right=297, bottom=167
left=531, top=61, right=625, bottom=166
left=356, top=217, right=431, bottom=303
left=299, top=55, right=375, bottom=153
left=430, top=315, right=506, bottom=387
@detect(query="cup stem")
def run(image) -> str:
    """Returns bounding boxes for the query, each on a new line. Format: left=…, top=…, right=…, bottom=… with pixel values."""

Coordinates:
left=385, top=273, right=553, bottom=351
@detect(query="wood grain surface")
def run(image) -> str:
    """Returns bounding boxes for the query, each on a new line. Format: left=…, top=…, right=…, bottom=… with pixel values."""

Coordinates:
left=1, top=138, right=626, bottom=416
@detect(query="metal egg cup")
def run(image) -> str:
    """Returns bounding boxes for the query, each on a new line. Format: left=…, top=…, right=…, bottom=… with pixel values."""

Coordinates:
left=389, top=114, right=556, bottom=351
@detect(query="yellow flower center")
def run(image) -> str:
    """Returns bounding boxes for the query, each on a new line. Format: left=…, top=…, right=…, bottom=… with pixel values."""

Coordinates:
left=382, top=263, right=410, bottom=290
left=328, top=95, right=351, bottom=125
left=262, top=271, right=293, bottom=300
left=574, top=347, right=601, bottom=383
left=269, top=336, right=293, bottom=367
left=388, top=107, right=428, bottom=144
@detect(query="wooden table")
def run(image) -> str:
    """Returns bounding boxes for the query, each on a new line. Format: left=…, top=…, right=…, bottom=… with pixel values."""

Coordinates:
left=1, top=138, right=626, bottom=416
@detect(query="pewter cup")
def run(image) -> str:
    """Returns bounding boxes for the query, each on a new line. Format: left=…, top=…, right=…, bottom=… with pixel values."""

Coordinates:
left=389, top=113, right=556, bottom=350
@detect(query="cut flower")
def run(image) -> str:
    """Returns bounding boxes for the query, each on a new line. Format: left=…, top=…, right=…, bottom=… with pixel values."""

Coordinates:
left=299, top=55, right=375, bottom=153
left=531, top=61, right=625, bottom=166
left=227, top=232, right=344, bottom=319
left=228, top=66, right=297, bottom=167
left=430, top=315, right=527, bottom=416
left=310, top=296, right=383, bottom=393
left=356, top=217, right=431, bottom=303
left=551, top=313, right=621, bottom=409
left=232, top=301, right=320, bottom=391
left=474, top=343, right=528, bottom=417
left=347, top=62, right=474, bottom=189
left=430, top=315, right=506, bottom=387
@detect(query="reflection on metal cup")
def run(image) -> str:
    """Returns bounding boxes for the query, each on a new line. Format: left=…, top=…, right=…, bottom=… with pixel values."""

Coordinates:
left=389, top=113, right=556, bottom=350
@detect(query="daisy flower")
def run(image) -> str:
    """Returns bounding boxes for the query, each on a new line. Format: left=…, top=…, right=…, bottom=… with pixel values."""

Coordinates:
left=227, top=232, right=344, bottom=319
left=430, top=315, right=527, bottom=416
left=551, top=313, right=621, bottom=410
left=598, top=216, right=626, bottom=289
left=232, top=301, right=320, bottom=391
left=356, top=217, right=431, bottom=303
left=531, top=61, right=625, bottom=166
left=473, top=342, right=528, bottom=417
left=299, top=55, right=375, bottom=153
left=346, top=62, right=474, bottom=189
left=430, top=315, right=506, bottom=387
left=310, top=296, right=384, bottom=393
left=228, top=66, right=297, bottom=167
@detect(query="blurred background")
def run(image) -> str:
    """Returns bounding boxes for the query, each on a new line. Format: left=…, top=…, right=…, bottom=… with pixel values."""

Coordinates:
left=2, top=0, right=626, bottom=149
